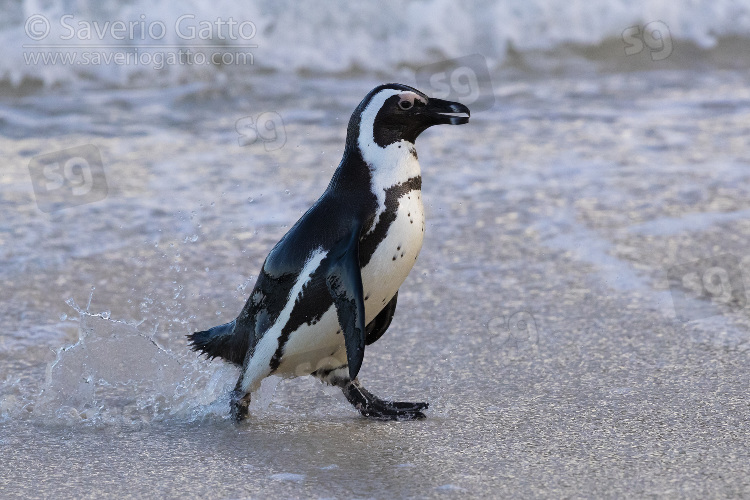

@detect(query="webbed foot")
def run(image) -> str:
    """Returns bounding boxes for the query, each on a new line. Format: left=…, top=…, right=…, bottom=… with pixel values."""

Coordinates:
left=341, top=380, right=428, bottom=420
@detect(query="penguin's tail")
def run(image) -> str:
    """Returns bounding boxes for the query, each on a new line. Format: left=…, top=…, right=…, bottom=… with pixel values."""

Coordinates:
left=187, top=319, right=246, bottom=366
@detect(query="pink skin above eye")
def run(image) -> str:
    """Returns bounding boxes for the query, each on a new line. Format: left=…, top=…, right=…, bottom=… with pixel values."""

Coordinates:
left=398, top=92, right=426, bottom=109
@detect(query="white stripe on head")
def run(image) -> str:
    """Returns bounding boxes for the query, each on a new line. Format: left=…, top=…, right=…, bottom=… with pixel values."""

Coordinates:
left=357, top=89, right=427, bottom=152
left=357, top=89, right=424, bottom=233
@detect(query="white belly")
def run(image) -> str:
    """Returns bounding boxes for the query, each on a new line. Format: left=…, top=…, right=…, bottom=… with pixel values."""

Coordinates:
left=360, top=189, right=425, bottom=323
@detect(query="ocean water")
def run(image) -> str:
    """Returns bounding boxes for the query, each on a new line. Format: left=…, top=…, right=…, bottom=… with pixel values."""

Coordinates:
left=3, top=1, right=750, bottom=498
left=3, top=0, right=750, bottom=87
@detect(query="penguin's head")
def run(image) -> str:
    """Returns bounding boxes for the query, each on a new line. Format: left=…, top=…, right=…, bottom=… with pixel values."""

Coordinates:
left=351, top=83, right=470, bottom=149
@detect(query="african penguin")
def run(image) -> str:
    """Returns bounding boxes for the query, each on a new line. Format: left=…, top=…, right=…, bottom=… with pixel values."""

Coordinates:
left=188, top=83, right=470, bottom=421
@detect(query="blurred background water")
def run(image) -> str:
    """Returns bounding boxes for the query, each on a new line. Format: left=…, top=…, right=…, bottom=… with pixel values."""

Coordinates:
left=2, top=1, right=750, bottom=498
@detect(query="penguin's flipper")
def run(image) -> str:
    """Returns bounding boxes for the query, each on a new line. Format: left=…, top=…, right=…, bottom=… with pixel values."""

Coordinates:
left=365, top=291, right=398, bottom=345
left=325, top=223, right=366, bottom=382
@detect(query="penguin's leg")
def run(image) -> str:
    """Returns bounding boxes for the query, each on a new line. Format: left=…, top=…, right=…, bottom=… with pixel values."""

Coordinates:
left=230, top=344, right=273, bottom=423
left=230, top=354, right=254, bottom=422
left=230, top=383, right=253, bottom=422
left=314, top=363, right=428, bottom=420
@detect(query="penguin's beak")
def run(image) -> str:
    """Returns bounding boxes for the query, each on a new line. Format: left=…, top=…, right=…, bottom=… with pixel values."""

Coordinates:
left=424, top=98, right=471, bottom=125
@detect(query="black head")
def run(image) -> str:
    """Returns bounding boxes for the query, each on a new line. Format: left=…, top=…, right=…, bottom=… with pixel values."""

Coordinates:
left=348, top=83, right=470, bottom=148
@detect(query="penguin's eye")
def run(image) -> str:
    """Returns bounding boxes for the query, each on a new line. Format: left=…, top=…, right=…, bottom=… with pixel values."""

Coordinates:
left=398, top=100, right=413, bottom=110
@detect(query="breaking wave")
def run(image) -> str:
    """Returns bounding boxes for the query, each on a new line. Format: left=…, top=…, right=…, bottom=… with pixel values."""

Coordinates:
left=2, top=0, right=750, bottom=89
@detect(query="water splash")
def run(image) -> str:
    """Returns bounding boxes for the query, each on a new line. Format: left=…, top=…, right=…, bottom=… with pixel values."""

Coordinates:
left=30, top=307, right=239, bottom=426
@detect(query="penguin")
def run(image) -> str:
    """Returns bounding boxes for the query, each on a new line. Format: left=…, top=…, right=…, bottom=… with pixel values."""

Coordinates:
left=188, top=83, right=470, bottom=421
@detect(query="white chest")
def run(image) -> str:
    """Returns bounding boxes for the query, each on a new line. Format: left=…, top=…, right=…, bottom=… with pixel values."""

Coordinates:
left=357, top=137, right=424, bottom=325
left=360, top=189, right=425, bottom=323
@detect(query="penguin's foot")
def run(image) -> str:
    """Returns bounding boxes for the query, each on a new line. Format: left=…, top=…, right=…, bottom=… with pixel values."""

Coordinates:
left=341, top=380, right=428, bottom=420
left=230, top=390, right=252, bottom=423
